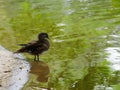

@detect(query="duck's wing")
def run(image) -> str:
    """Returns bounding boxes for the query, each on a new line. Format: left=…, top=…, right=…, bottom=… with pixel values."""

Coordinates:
left=15, top=40, right=38, bottom=53
left=27, top=40, right=49, bottom=51
left=18, top=40, right=37, bottom=47
left=15, top=40, right=49, bottom=53
left=28, top=40, right=37, bottom=45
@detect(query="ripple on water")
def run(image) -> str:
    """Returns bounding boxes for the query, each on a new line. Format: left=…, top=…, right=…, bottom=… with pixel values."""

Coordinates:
left=105, top=47, right=120, bottom=70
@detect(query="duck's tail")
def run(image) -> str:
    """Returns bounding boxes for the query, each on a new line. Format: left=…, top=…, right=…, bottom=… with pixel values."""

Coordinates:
left=14, top=47, right=27, bottom=54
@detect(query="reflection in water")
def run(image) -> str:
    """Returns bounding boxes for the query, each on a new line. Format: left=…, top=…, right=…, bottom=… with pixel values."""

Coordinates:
left=70, top=66, right=111, bottom=90
left=30, top=61, right=50, bottom=82
left=22, top=60, right=50, bottom=90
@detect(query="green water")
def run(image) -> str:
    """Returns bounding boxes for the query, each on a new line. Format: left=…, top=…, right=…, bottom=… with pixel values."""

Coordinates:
left=0, top=0, right=120, bottom=90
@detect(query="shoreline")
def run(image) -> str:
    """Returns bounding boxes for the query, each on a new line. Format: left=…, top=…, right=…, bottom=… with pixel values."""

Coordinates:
left=0, top=46, right=30, bottom=90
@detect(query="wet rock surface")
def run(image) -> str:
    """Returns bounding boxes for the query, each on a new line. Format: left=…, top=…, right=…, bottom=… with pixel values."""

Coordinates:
left=0, top=46, right=30, bottom=90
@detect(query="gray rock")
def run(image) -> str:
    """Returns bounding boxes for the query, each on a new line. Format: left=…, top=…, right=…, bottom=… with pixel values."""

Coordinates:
left=0, top=46, right=30, bottom=90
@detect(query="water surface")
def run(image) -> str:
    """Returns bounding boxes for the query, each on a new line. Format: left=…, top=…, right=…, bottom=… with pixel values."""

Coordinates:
left=0, top=0, right=120, bottom=90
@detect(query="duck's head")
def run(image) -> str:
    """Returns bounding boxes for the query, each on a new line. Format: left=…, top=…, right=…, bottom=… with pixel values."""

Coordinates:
left=38, top=32, right=49, bottom=40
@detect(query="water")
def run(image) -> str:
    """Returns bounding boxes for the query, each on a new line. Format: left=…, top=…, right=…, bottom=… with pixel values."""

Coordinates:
left=105, top=47, right=120, bottom=70
left=0, top=0, right=120, bottom=90
left=105, top=34, right=120, bottom=71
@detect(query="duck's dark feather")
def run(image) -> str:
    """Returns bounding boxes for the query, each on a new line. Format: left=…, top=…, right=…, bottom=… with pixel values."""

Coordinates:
left=16, top=40, right=49, bottom=55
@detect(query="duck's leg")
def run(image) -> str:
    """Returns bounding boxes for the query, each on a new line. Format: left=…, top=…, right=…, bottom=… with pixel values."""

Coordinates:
left=37, top=55, right=39, bottom=61
left=34, top=55, right=36, bottom=61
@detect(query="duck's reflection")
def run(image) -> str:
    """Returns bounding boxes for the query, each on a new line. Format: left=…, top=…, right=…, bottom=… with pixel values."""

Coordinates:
left=30, top=61, right=50, bottom=82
